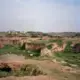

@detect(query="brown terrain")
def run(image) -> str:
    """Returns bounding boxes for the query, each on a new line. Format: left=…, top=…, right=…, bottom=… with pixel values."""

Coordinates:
left=0, top=76, right=55, bottom=80
left=0, top=54, right=79, bottom=80
left=0, top=34, right=80, bottom=80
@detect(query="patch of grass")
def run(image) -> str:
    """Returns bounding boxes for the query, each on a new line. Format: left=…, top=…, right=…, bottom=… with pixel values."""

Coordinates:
left=54, top=40, right=80, bottom=67
left=29, top=40, right=47, bottom=45
left=64, top=41, right=72, bottom=52
left=56, top=40, right=63, bottom=47
left=49, top=39, right=63, bottom=46
left=0, top=71, right=11, bottom=78
left=27, top=50, right=41, bottom=57
left=0, top=45, right=28, bottom=57
left=54, top=52, right=80, bottom=67
left=0, top=44, right=41, bottom=58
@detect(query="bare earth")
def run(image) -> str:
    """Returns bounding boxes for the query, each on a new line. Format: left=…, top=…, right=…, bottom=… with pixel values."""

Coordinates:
left=0, top=54, right=79, bottom=80
left=0, top=76, right=56, bottom=80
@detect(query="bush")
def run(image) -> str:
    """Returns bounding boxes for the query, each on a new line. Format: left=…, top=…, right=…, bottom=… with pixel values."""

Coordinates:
left=64, top=41, right=72, bottom=52
left=57, top=40, right=63, bottom=46
left=20, top=43, right=26, bottom=50
left=47, top=44, right=52, bottom=49
left=0, top=71, right=11, bottom=78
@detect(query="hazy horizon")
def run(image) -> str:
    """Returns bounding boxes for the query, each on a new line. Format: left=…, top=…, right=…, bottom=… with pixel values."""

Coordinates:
left=0, top=0, right=80, bottom=32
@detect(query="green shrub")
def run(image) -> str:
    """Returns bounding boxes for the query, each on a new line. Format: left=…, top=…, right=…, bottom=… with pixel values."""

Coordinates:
left=57, top=40, right=63, bottom=46
left=47, top=44, right=52, bottom=49
left=20, top=43, right=26, bottom=50
left=64, top=41, right=72, bottom=52
left=0, top=71, right=10, bottom=78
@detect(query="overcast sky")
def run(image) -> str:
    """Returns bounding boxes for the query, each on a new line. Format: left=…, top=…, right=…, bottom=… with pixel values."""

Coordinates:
left=0, top=0, right=80, bottom=32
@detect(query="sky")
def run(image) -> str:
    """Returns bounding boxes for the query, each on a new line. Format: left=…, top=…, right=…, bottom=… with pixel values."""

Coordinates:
left=0, top=0, right=80, bottom=32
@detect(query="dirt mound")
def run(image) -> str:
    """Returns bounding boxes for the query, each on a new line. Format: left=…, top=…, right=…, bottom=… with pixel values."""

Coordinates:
left=51, top=43, right=66, bottom=52
left=41, top=48, right=52, bottom=57
left=0, top=54, right=25, bottom=70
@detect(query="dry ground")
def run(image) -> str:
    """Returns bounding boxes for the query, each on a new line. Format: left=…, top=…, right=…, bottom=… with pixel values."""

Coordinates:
left=0, top=76, right=55, bottom=80
left=0, top=54, right=79, bottom=80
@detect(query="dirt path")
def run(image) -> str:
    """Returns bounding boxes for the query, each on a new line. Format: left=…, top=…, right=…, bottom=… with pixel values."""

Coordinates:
left=0, top=76, right=56, bottom=80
